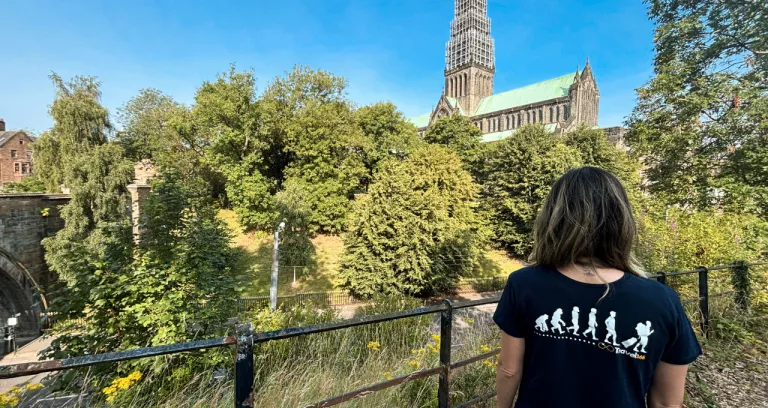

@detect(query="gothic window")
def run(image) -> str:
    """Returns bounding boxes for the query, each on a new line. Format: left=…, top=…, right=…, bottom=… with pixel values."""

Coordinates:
left=539, top=109, right=543, bottom=122
left=526, top=111, right=530, bottom=123
left=479, top=121, right=483, bottom=132
left=464, top=73, right=469, bottom=96
left=517, top=113, right=521, bottom=127
left=549, top=107, right=554, bottom=123
left=556, top=106, right=561, bottom=121
left=458, top=75, right=463, bottom=96
left=564, top=105, right=570, bottom=120
left=506, top=116, right=510, bottom=130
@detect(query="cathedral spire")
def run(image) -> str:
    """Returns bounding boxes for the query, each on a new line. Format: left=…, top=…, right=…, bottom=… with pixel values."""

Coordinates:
left=581, top=57, right=594, bottom=81
left=445, top=0, right=495, bottom=72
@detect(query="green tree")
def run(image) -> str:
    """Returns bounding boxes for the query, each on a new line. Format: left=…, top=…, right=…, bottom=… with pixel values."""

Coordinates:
left=38, top=74, right=135, bottom=358
left=116, top=88, right=180, bottom=161
left=193, top=65, right=278, bottom=230
left=0, top=173, right=46, bottom=193
left=423, top=114, right=484, bottom=176
left=270, top=66, right=368, bottom=233
left=340, top=145, right=486, bottom=297
left=354, top=102, right=423, bottom=187
left=626, top=0, right=768, bottom=217
left=482, top=125, right=582, bottom=257
left=563, top=125, right=639, bottom=186
left=122, top=172, right=238, bottom=349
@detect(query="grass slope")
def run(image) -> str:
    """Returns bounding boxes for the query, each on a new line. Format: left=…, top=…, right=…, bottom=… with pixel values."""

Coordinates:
left=219, top=209, right=523, bottom=297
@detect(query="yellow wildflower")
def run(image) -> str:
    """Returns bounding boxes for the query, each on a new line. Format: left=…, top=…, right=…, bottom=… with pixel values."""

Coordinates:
left=465, top=317, right=475, bottom=325
left=431, top=334, right=441, bottom=343
left=127, top=371, right=142, bottom=381
left=25, top=383, right=44, bottom=391
left=117, top=378, right=132, bottom=390
left=482, top=359, right=496, bottom=368
left=367, top=341, right=381, bottom=351
left=427, top=343, right=439, bottom=354
left=479, top=344, right=491, bottom=353
left=408, top=360, right=420, bottom=369
left=411, top=348, right=427, bottom=356
left=102, top=385, right=117, bottom=396
left=383, top=372, right=393, bottom=381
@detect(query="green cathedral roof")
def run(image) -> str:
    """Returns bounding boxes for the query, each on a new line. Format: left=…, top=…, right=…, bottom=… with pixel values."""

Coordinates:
left=408, top=70, right=579, bottom=127
left=473, top=72, right=576, bottom=116
left=409, top=112, right=432, bottom=129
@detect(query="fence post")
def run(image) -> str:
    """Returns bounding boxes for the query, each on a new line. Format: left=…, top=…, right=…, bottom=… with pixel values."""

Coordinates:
left=657, top=272, right=666, bottom=286
left=731, top=260, right=750, bottom=311
left=235, top=323, right=255, bottom=408
left=698, top=267, right=709, bottom=336
left=438, top=299, right=453, bottom=408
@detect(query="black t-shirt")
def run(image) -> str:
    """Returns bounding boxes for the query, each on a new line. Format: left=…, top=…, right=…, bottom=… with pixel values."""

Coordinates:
left=493, top=265, right=702, bottom=408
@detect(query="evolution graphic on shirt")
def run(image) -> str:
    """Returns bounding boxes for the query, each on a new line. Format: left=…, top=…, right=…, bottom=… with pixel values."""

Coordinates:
left=535, top=307, right=655, bottom=360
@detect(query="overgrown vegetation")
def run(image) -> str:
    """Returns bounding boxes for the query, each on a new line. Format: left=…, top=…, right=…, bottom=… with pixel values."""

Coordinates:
left=340, top=145, right=487, bottom=297
left=7, top=0, right=765, bottom=404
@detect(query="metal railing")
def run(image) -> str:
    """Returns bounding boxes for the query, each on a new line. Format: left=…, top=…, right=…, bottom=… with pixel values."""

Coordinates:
left=237, top=291, right=360, bottom=311
left=1, top=261, right=766, bottom=408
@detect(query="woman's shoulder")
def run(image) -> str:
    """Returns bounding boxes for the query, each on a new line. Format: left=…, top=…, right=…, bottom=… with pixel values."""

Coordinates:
left=505, top=264, right=553, bottom=284
left=624, top=274, right=684, bottom=306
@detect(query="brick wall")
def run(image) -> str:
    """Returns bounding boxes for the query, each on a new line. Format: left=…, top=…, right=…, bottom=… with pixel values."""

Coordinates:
left=0, top=131, right=34, bottom=187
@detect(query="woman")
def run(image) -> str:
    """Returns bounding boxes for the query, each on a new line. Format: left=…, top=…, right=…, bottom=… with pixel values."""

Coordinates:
left=494, top=167, right=701, bottom=408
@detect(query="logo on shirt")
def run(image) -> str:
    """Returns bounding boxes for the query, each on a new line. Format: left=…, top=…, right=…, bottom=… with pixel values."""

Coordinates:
left=535, top=307, right=654, bottom=361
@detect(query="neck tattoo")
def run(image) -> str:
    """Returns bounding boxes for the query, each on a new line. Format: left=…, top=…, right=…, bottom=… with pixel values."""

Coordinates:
left=580, top=264, right=597, bottom=276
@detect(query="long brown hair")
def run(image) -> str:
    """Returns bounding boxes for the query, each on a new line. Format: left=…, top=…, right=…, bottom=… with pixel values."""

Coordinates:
left=529, top=166, right=644, bottom=277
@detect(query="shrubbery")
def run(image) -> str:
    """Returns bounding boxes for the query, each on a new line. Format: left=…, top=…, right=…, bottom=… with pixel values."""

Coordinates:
left=340, top=145, right=487, bottom=297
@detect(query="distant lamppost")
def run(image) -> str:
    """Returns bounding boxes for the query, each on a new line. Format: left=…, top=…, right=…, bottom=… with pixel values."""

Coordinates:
left=4, top=313, right=20, bottom=354
left=270, top=222, right=286, bottom=311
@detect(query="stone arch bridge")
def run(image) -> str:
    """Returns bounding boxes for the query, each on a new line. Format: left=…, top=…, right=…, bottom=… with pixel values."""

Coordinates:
left=0, top=193, right=68, bottom=349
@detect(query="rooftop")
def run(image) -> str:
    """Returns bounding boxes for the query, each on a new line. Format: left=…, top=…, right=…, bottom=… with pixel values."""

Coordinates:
left=408, top=70, right=579, bottom=128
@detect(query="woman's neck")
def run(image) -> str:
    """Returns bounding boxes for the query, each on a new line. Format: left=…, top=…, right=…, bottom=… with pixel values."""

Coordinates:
left=557, top=262, right=625, bottom=284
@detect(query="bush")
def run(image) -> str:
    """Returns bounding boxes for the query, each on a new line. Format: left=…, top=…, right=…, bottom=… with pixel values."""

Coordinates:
left=340, top=145, right=487, bottom=297
left=481, top=125, right=582, bottom=257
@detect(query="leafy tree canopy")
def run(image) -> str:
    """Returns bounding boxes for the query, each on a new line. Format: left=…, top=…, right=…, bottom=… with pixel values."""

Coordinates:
left=340, top=144, right=486, bottom=297
left=424, top=114, right=485, bottom=177
left=481, top=125, right=582, bottom=257
left=626, top=0, right=768, bottom=217
left=354, top=102, right=423, bottom=187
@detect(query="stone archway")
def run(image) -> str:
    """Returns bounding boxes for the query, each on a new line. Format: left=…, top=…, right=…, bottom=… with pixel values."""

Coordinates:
left=0, top=247, right=44, bottom=345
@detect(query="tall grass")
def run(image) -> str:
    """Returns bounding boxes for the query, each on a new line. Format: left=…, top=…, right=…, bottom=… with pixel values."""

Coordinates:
left=40, top=295, right=500, bottom=407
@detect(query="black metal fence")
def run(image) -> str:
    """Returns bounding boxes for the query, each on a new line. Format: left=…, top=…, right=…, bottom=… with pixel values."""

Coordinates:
left=1, top=261, right=765, bottom=408
left=238, top=291, right=360, bottom=311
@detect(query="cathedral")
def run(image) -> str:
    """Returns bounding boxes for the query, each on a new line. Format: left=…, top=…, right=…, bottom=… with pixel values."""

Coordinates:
left=410, top=0, right=600, bottom=143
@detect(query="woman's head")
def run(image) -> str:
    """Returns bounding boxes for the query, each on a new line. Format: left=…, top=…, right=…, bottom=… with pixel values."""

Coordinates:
left=530, top=166, right=644, bottom=277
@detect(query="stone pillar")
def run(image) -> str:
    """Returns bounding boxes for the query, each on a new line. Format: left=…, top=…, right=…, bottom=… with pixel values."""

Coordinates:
left=127, top=184, right=151, bottom=244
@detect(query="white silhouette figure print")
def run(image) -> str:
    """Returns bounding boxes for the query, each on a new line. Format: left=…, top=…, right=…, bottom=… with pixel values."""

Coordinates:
left=582, top=308, right=598, bottom=340
left=535, top=314, right=550, bottom=332
left=566, top=306, right=580, bottom=334
left=604, top=311, right=619, bottom=346
left=550, top=308, right=567, bottom=334
left=632, top=321, right=654, bottom=353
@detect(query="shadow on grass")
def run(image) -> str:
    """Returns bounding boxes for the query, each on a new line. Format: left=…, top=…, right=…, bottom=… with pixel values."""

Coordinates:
left=232, top=234, right=335, bottom=297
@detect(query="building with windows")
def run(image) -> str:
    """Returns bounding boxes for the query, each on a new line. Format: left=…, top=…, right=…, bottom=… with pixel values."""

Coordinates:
left=410, top=0, right=600, bottom=142
left=0, top=119, right=35, bottom=187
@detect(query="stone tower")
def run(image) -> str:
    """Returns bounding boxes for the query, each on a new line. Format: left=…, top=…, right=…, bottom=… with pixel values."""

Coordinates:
left=567, top=59, right=600, bottom=128
left=444, top=0, right=495, bottom=115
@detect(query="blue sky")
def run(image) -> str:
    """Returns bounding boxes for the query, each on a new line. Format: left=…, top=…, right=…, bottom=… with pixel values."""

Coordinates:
left=1, top=0, right=655, bottom=134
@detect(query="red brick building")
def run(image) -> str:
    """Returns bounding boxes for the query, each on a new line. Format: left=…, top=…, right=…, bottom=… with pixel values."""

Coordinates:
left=0, top=119, right=35, bottom=187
